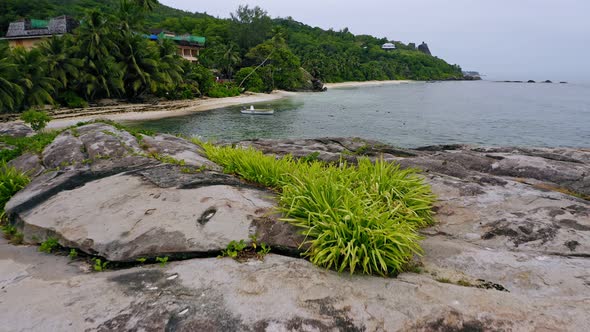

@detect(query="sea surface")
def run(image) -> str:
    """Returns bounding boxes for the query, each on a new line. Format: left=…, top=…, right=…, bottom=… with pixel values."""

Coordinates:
left=127, top=81, right=590, bottom=148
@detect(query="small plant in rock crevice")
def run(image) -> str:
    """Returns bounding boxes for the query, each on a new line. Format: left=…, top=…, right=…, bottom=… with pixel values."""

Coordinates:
left=92, top=258, right=109, bottom=272
left=156, top=256, right=169, bottom=267
left=69, top=249, right=78, bottom=259
left=220, top=235, right=272, bottom=262
left=39, top=237, right=60, bottom=253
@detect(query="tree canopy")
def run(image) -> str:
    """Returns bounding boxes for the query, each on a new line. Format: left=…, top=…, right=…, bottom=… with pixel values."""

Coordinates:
left=0, top=0, right=464, bottom=113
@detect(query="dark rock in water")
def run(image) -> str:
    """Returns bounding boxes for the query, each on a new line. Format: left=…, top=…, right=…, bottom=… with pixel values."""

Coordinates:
left=312, top=78, right=327, bottom=91
left=560, top=81, right=568, bottom=84
left=0, top=122, right=35, bottom=137
left=527, top=80, right=536, bottom=83
left=462, top=71, right=482, bottom=81
left=463, top=75, right=482, bottom=81
left=297, top=67, right=326, bottom=92
left=543, top=80, right=553, bottom=83
left=418, top=41, right=432, bottom=55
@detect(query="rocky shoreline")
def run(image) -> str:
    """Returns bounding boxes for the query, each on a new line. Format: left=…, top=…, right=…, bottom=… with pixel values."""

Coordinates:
left=1, top=123, right=589, bottom=331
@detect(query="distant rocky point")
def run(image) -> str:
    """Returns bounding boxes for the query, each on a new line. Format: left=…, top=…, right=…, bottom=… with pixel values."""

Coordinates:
left=462, top=71, right=482, bottom=80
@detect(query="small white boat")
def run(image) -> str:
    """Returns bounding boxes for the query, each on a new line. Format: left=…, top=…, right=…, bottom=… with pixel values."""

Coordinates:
left=240, top=105, right=274, bottom=115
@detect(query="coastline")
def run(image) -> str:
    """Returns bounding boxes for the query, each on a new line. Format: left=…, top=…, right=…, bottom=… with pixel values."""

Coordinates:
left=324, top=80, right=415, bottom=89
left=27, top=80, right=414, bottom=129
left=46, top=90, right=296, bottom=129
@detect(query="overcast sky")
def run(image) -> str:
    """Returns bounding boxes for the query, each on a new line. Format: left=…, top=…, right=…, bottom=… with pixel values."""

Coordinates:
left=161, top=0, right=590, bottom=82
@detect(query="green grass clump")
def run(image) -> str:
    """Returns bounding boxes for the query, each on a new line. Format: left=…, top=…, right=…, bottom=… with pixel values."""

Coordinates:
left=197, top=141, right=435, bottom=276
left=0, top=132, right=59, bottom=163
left=39, top=237, right=60, bottom=253
left=0, top=162, right=30, bottom=214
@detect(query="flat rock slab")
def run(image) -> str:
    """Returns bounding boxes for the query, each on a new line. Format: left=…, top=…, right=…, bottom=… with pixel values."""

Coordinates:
left=0, top=245, right=588, bottom=332
left=16, top=173, right=277, bottom=261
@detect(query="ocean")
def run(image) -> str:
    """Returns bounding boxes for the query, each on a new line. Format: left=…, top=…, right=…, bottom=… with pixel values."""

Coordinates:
left=127, top=81, right=590, bottom=148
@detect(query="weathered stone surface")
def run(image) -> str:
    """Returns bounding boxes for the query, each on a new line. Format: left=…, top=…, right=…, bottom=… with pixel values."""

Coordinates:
left=77, top=122, right=143, bottom=159
left=0, top=122, right=34, bottom=137
left=41, top=130, right=86, bottom=169
left=6, top=123, right=302, bottom=262
left=141, top=134, right=221, bottom=170
left=16, top=173, right=276, bottom=261
left=1, top=241, right=588, bottom=331
left=6, top=152, right=44, bottom=177
left=2, top=129, right=590, bottom=331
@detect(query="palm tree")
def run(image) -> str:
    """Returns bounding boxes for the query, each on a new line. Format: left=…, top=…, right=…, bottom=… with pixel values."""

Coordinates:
left=214, top=43, right=241, bottom=79
left=133, top=0, right=159, bottom=12
left=117, top=0, right=143, bottom=32
left=39, top=36, right=83, bottom=90
left=77, top=10, right=118, bottom=61
left=11, top=47, right=60, bottom=108
left=76, top=10, right=123, bottom=100
left=0, top=46, right=23, bottom=112
left=117, top=33, right=160, bottom=98
left=154, top=39, right=184, bottom=91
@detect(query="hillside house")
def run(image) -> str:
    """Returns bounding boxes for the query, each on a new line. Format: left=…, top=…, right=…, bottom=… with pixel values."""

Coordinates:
left=148, top=29, right=206, bottom=62
left=1, top=16, right=79, bottom=49
left=381, top=42, right=396, bottom=50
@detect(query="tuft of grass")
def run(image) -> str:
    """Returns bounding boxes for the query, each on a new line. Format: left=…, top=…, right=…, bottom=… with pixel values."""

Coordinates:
left=0, top=132, right=59, bottom=163
left=197, top=141, right=435, bottom=276
left=220, top=235, right=272, bottom=261
left=92, top=258, right=109, bottom=272
left=0, top=163, right=30, bottom=214
left=68, top=249, right=78, bottom=259
left=148, top=152, right=186, bottom=166
left=39, top=237, right=60, bottom=253
left=156, top=256, right=169, bottom=267
left=0, top=223, right=23, bottom=244
left=436, top=277, right=452, bottom=284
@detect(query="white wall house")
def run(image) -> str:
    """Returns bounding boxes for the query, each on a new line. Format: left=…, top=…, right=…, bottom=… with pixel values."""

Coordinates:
left=381, top=42, right=396, bottom=50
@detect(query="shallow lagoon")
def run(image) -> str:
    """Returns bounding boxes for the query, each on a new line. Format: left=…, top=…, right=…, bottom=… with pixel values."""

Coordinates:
left=127, top=81, right=590, bottom=148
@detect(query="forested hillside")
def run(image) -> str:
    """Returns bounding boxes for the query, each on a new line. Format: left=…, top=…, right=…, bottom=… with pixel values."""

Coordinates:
left=0, top=0, right=463, bottom=113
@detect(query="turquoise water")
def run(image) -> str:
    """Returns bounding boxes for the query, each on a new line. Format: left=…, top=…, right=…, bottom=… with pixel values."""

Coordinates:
left=127, top=81, right=590, bottom=148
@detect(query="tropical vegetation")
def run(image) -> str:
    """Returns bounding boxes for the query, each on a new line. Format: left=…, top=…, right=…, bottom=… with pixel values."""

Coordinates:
left=0, top=0, right=463, bottom=113
left=198, top=141, right=435, bottom=276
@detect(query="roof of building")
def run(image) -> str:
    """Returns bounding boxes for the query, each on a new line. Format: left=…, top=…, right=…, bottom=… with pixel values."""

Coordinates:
left=4, top=15, right=79, bottom=40
left=381, top=42, right=396, bottom=49
left=147, top=31, right=206, bottom=47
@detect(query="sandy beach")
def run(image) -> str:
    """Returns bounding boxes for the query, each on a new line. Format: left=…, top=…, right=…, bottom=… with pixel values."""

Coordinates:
left=39, top=81, right=415, bottom=129
left=324, top=80, right=415, bottom=89
left=46, top=90, right=295, bottom=129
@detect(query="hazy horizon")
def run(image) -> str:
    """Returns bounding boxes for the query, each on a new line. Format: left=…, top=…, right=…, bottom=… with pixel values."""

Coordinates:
left=160, top=0, right=590, bottom=83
